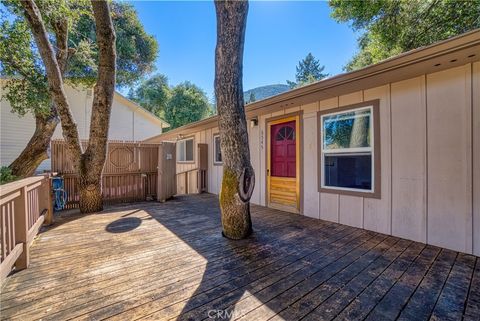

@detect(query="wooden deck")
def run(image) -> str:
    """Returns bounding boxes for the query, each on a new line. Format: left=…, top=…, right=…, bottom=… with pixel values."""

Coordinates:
left=1, top=193, right=479, bottom=321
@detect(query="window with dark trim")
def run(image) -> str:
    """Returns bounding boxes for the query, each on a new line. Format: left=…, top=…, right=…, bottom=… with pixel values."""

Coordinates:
left=177, top=138, right=194, bottom=162
left=320, top=103, right=379, bottom=196
left=213, top=135, right=222, bottom=164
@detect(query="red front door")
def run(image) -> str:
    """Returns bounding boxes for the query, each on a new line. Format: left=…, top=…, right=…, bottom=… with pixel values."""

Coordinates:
left=271, top=120, right=296, bottom=177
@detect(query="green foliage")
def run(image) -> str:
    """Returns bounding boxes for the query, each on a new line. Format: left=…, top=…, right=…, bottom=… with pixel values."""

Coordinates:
left=0, top=0, right=158, bottom=117
left=68, top=2, right=158, bottom=87
left=165, top=82, right=213, bottom=130
left=128, top=74, right=170, bottom=118
left=330, top=0, right=480, bottom=71
left=0, top=19, right=51, bottom=115
left=0, top=166, right=17, bottom=185
left=130, top=75, right=213, bottom=130
left=288, top=53, right=328, bottom=88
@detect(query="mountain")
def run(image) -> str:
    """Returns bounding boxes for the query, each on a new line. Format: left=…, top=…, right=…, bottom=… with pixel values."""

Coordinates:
left=244, top=84, right=290, bottom=103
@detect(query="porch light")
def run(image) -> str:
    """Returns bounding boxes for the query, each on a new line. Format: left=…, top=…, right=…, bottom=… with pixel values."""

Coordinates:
left=250, top=117, right=258, bottom=127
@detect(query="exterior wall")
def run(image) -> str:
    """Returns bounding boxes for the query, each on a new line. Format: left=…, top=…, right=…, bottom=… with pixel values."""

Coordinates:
left=0, top=86, right=163, bottom=172
left=173, top=63, right=478, bottom=255
left=0, top=99, right=36, bottom=169
left=174, top=128, right=224, bottom=195
left=473, top=61, right=480, bottom=256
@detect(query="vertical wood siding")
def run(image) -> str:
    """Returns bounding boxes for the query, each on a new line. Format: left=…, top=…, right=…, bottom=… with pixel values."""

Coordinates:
left=170, top=63, right=478, bottom=255
left=473, top=61, right=480, bottom=256
left=391, top=76, right=427, bottom=243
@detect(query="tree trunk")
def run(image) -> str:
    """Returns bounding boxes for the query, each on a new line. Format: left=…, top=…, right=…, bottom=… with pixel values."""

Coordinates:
left=9, top=110, right=58, bottom=178
left=22, top=0, right=116, bottom=213
left=215, top=0, right=254, bottom=240
left=77, top=0, right=116, bottom=213
left=349, top=110, right=369, bottom=148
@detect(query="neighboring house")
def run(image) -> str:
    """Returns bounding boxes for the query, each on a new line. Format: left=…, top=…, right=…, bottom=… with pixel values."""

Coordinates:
left=0, top=84, right=169, bottom=172
left=144, top=30, right=480, bottom=256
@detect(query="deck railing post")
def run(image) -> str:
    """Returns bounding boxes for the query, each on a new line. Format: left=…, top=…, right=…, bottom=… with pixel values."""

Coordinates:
left=14, top=186, right=29, bottom=270
left=39, top=177, right=54, bottom=225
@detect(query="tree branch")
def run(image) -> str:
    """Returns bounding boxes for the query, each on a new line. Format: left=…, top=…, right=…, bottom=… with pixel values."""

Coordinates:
left=21, top=0, right=82, bottom=162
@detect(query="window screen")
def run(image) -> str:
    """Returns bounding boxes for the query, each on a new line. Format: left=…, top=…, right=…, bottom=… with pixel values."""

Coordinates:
left=321, top=106, right=374, bottom=193
left=177, top=138, right=194, bottom=162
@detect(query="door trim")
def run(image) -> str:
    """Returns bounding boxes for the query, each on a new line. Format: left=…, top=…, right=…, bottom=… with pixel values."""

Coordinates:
left=265, top=111, right=303, bottom=214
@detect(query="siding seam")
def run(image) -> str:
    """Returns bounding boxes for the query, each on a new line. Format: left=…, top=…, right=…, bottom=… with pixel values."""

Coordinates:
left=470, top=62, right=474, bottom=254
left=389, top=83, right=393, bottom=236
left=424, top=74, right=429, bottom=245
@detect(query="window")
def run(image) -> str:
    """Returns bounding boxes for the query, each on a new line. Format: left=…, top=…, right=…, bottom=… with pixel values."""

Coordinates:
left=177, top=138, right=194, bottom=162
left=320, top=102, right=379, bottom=197
left=213, top=135, right=222, bottom=164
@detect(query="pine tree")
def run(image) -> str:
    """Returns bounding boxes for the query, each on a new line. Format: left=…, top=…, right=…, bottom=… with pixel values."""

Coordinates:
left=248, top=92, right=256, bottom=103
left=288, top=53, right=328, bottom=88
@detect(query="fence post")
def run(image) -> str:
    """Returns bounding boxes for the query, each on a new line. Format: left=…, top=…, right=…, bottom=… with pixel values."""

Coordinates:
left=39, top=177, right=54, bottom=225
left=14, top=186, right=29, bottom=270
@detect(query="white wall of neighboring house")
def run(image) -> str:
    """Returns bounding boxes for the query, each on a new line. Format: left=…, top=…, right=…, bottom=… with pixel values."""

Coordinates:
left=1, top=85, right=166, bottom=172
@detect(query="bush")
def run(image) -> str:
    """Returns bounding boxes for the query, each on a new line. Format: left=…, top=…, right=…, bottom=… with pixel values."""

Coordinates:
left=0, top=166, right=17, bottom=185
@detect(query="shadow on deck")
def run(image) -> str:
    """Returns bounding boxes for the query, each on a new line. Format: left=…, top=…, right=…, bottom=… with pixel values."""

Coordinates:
left=1, top=194, right=479, bottom=321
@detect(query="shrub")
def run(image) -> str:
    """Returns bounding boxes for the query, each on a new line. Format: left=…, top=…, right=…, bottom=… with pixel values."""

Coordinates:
left=0, top=166, right=17, bottom=185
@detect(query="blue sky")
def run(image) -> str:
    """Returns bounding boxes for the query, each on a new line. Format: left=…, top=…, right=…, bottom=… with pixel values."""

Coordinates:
left=130, top=1, right=360, bottom=100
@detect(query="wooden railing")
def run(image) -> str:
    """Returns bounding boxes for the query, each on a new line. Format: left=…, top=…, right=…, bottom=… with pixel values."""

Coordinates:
left=0, top=175, right=53, bottom=284
left=176, top=168, right=207, bottom=195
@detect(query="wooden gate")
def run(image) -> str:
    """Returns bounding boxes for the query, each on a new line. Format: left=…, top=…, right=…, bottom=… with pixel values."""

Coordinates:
left=51, top=140, right=160, bottom=209
left=157, top=142, right=176, bottom=202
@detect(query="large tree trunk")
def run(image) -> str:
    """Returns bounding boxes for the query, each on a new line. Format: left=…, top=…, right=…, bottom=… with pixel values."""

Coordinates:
left=78, top=0, right=116, bottom=213
left=215, top=0, right=254, bottom=240
left=22, top=0, right=115, bottom=213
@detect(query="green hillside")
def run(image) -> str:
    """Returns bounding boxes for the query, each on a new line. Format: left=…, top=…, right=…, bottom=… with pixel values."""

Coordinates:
left=245, top=84, right=290, bottom=103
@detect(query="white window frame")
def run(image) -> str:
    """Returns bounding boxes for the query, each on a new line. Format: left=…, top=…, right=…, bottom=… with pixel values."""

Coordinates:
left=213, top=134, right=223, bottom=165
left=177, top=137, right=195, bottom=163
left=320, top=105, right=375, bottom=194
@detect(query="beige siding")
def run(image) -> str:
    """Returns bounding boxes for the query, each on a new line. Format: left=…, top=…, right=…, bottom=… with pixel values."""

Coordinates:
left=248, top=121, right=261, bottom=205
left=165, top=62, right=478, bottom=254
left=302, top=102, right=319, bottom=219
left=391, top=76, right=427, bottom=243
left=258, top=113, right=270, bottom=206
left=108, top=98, right=134, bottom=140
left=363, top=85, right=392, bottom=235
left=133, top=113, right=163, bottom=141
left=473, top=61, right=480, bottom=256
left=0, top=98, right=36, bottom=167
left=426, top=65, right=472, bottom=253
left=52, top=86, right=92, bottom=139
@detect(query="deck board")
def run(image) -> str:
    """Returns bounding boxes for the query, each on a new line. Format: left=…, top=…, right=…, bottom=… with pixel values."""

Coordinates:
left=0, top=194, right=478, bottom=321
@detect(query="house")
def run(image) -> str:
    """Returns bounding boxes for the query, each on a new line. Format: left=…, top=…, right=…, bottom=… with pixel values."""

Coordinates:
left=144, top=30, right=480, bottom=256
left=0, top=84, right=169, bottom=172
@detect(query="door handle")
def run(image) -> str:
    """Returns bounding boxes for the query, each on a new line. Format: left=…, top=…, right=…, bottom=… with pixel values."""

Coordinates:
left=267, top=169, right=270, bottom=176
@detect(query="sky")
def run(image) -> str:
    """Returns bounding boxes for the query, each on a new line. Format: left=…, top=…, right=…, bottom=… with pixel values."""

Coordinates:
left=129, top=1, right=360, bottom=100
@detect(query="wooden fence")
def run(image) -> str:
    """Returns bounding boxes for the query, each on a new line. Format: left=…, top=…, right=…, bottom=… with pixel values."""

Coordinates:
left=51, top=140, right=160, bottom=209
left=0, top=175, right=53, bottom=284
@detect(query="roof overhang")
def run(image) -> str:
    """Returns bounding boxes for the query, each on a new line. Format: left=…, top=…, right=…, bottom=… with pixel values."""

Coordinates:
left=144, top=29, right=480, bottom=143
